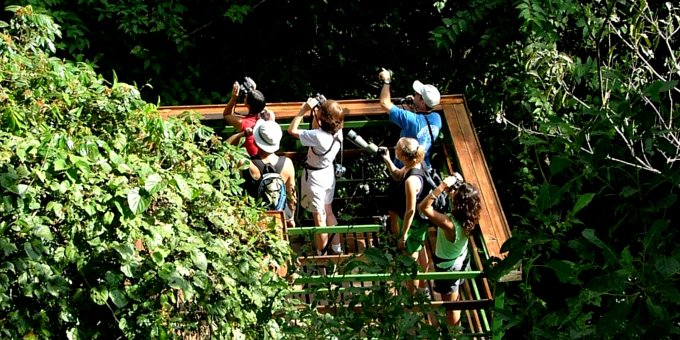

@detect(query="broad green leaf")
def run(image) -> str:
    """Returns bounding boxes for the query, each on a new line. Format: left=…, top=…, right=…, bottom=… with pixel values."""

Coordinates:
left=582, top=229, right=617, bottom=266
left=54, top=158, right=69, bottom=171
left=190, top=249, right=208, bottom=271
left=127, top=188, right=150, bottom=215
left=120, top=264, right=133, bottom=278
left=570, top=193, right=595, bottom=216
left=655, top=256, right=680, bottom=277
left=109, top=288, right=128, bottom=308
left=24, top=242, right=40, bottom=260
left=645, top=297, right=665, bottom=322
left=644, top=220, right=669, bottom=253
left=33, top=224, right=53, bottom=240
left=90, top=286, right=108, bottom=305
left=546, top=259, right=581, bottom=284
left=172, top=174, right=193, bottom=199
left=144, top=173, right=163, bottom=195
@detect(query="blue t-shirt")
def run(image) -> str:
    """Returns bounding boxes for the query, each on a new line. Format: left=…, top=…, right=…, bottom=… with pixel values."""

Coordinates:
left=389, top=106, right=442, bottom=168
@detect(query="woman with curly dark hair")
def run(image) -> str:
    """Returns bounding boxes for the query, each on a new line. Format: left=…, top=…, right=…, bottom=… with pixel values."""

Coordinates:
left=418, top=178, right=481, bottom=326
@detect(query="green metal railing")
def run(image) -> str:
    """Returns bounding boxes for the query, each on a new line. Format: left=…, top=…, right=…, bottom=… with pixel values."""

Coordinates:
left=286, top=224, right=382, bottom=236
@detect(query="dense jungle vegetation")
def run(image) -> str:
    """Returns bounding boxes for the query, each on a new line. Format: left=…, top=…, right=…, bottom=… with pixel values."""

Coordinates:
left=1, top=0, right=679, bottom=338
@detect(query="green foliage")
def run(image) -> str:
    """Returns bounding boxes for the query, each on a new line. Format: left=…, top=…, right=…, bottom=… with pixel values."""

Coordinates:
left=0, top=7, right=293, bottom=338
left=281, top=237, right=453, bottom=339
left=437, top=0, right=680, bottom=338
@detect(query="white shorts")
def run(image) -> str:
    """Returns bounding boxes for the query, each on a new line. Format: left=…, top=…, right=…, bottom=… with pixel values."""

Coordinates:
left=300, top=167, right=335, bottom=214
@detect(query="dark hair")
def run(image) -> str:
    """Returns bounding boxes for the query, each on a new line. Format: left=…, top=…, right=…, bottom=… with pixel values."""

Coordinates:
left=452, top=183, right=481, bottom=236
left=246, top=89, right=266, bottom=114
left=317, top=99, right=347, bottom=135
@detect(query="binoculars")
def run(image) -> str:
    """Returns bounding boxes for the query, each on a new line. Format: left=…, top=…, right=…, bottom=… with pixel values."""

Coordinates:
left=346, top=130, right=379, bottom=154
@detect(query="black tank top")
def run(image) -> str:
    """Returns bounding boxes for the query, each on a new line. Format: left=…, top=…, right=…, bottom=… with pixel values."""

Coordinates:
left=394, top=167, right=427, bottom=220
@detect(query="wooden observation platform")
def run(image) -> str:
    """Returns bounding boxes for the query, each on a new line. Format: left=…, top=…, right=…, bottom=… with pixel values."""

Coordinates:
left=159, top=94, right=520, bottom=336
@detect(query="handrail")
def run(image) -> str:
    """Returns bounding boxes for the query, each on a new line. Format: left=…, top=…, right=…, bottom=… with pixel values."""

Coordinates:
left=158, top=95, right=466, bottom=120
left=286, top=224, right=382, bottom=236
left=292, top=270, right=482, bottom=285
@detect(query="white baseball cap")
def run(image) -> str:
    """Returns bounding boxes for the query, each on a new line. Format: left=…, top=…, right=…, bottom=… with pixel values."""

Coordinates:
left=252, top=119, right=282, bottom=153
left=412, top=80, right=441, bottom=108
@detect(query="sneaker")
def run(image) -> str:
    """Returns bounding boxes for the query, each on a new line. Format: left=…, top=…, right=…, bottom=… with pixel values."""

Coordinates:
left=331, top=243, right=343, bottom=255
left=418, top=287, right=432, bottom=300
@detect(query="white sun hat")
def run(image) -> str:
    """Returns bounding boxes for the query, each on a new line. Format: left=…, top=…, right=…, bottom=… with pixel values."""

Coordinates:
left=252, top=119, right=282, bottom=153
left=412, top=80, right=441, bottom=108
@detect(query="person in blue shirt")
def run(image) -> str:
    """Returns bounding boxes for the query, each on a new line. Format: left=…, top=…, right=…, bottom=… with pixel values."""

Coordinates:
left=377, top=69, right=443, bottom=296
left=378, top=68, right=442, bottom=169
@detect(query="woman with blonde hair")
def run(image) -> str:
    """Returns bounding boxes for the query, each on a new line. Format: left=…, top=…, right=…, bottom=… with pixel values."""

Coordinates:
left=379, top=137, right=430, bottom=292
left=288, top=98, right=347, bottom=255
left=419, top=178, right=481, bottom=325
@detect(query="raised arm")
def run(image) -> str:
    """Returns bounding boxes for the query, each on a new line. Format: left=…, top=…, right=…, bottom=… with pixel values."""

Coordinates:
left=225, top=127, right=252, bottom=146
left=379, top=68, right=395, bottom=111
left=378, top=146, right=402, bottom=181
left=222, top=82, right=242, bottom=130
left=288, top=98, right=316, bottom=139
left=419, top=176, right=460, bottom=232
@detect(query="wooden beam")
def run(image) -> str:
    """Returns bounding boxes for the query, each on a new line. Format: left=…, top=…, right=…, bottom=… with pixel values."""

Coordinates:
left=442, top=100, right=512, bottom=262
left=158, top=95, right=466, bottom=120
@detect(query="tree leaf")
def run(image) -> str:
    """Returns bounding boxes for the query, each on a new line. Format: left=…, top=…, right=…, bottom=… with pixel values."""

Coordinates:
left=570, top=193, right=595, bottom=216
left=582, top=229, right=617, bottom=267
left=144, top=173, right=163, bottom=195
left=90, top=286, right=108, bottom=305
left=109, top=288, right=128, bottom=308
left=127, top=187, right=150, bottom=215
left=33, top=224, right=53, bottom=240
left=655, top=256, right=680, bottom=277
left=190, top=249, right=208, bottom=271
left=546, top=259, right=581, bottom=284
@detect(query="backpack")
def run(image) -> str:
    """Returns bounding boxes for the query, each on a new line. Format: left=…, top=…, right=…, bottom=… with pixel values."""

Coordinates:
left=408, top=168, right=450, bottom=219
left=252, top=157, right=287, bottom=211
left=424, top=168, right=452, bottom=214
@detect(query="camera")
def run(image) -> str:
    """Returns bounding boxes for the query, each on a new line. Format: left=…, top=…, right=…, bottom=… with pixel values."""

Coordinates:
left=312, top=93, right=327, bottom=108
left=238, top=76, right=257, bottom=100
left=393, top=95, right=414, bottom=106
left=450, top=172, right=464, bottom=190
left=334, top=163, right=347, bottom=178
left=346, top=130, right=379, bottom=154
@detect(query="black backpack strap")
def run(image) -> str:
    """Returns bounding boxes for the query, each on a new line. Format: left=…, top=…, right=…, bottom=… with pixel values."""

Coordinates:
left=311, top=136, right=338, bottom=156
left=273, top=156, right=286, bottom=174
left=406, top=167, right=437, bottom=190
left=251, top=157, right=266, bottom=173
left=252, top=157, right=280, bottom=175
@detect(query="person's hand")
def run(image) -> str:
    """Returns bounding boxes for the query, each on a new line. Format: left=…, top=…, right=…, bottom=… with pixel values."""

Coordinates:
left=379, top=68, right=392, bottom=83
left=397, top=236, right=406, bottom=250
left=442, top=175, right=462, bottom=189
left=305, top=97, right=319, bottom=110
left=286, top=219, right=296, bottom=228
left=231, top=81, right=239, bottom=97
left=378, top=146, right=390, bottom=161
left=244, top=127, right=253, bottom=137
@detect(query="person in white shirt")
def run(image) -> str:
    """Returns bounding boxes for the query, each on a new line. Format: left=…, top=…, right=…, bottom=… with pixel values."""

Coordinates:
left=288, top=98, right=348, bottom=255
